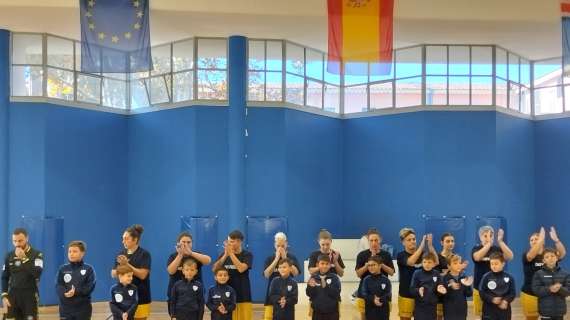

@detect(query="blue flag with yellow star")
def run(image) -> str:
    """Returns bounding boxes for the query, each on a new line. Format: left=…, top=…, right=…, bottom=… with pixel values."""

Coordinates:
left=80, top=0, right=151, bottom=73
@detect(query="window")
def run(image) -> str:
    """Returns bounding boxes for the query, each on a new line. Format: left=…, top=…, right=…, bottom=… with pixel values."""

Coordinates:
left=196, top=38, right=228, bottom=100
left=248, top=40, right=284, bottom=102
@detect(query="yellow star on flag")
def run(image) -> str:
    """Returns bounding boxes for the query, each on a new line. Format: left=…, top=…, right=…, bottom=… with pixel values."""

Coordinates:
left=133, top=1, right=140, bottom=8
left=124, top=32, right=132, bottom=40
left=137, top=11, right=144, bottom=18
left=134, top=23, right=141, bottom=30
left=89, top=23, right=95, bottom=30
left=85, top=11, right=92, bottom=18
left=88, top=0, right=95, bottom=7
left=98, top=32, right=106, bottom=40
left=111, top=36, right=119, bottom=43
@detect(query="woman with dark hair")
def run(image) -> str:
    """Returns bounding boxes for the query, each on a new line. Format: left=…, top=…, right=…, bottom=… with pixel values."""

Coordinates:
left=166, top=231, right=211, bottom=317
left=111, top=224, right=152, bottom=320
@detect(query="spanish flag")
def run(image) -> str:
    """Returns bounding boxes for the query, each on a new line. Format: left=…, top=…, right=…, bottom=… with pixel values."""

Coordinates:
left=562, top=0, right=570, bottom=75
left=327, top=0, right=394, bottom=75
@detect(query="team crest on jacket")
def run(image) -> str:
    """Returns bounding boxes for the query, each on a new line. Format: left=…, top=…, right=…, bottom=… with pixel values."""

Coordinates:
left=15, top=260, right=21, bottom=267
left=326, top=278, right=332, bottom=285
left=80, top=269, right=87, bottom=276
left=193, top=285, right=199, bottom=291
left=115, top=293, right=123, bottom=303
left=63, top=274, right=72, bottom=283
left=287, top=285, right=292, bottom=291
left=487, top=280, right=497, bottom=290
left=381, top=283, right=386, bottom=290
left=504, top=277, right=510, bottom=283
left=128, top=290, right=134, bottom=296
left=433, top=277, right=437, bottom=282
left=225, top=291, right=230, bottom=297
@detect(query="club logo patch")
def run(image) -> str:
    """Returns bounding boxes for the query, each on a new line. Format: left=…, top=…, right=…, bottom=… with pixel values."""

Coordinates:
left=504, top=277, right=510, bottom=283
left=34, top=259, right=43, bottom=268
left=114, top=293, right=123, bottom=303
left=193, top=285, right=199, bottom=291
left=128, top=290, right=134, bottom=296
left=225, top=291, right=231, bottom=298
left=80, top=269, right=87, bottom=276
left=287, top=285, right=292, bottom=291
left=15, top=261, right=21, bottom=267
left=381, top=283, right=386, bottom=290
left=433, top=277, right=437, bottom=282
left=326, top=278, right=332, bottom=285
left=63, top=274, right=72, bottom=283
left=487, top=280, right=497, bottom=290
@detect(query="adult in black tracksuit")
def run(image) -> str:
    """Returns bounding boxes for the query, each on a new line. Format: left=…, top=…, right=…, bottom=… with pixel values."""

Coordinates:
left=531, top=248, right=570, bottom=320
left=55, top=241, right=96, bottom=320
left=359, top=255, right=391, bottom=320
left=306, top=254, right=341, bottom=320
left=1, top=228, right=43, bottom=320
left=207, top=267, right=236, bottom=320
left=268, top=273, right=298, bottom=320
left=479, top=253, right=516, bottom=320
left=409, top=253, right=446, bottom=320
left=441, top=254, right=473, bottom=320
left=170, top=278, right=205, bottom=320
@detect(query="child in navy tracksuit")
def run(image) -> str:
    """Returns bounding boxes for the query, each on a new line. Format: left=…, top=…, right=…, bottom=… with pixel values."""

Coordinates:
left=109, top=265, right=138, bottom=320
left=269, top=258, right=298, bottom=320
left=55, top=241, right=96, bottom=320
left=170, top=258, right=205, bottom=320
left=410, top=252, right=447, bottom=320
left=306, top=254, right=341, bottom=320
left=360, top=255, right=391, bottom=320
left=207, top=267, right=237, bottom=320
left=441, top=254, right=473, bottom=320
left=479, top=252, right=516, bottom=320
left=532, top=247, right=570, bottom=320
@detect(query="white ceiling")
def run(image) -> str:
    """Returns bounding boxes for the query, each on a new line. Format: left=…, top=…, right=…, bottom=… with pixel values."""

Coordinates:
left=0, top=0, right=563, bottom=60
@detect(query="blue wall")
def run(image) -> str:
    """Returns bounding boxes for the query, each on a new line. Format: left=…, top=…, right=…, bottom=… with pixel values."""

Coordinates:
left=343, top=111, right=535, bottom=287
left=7, top=102, right=128, bottom=301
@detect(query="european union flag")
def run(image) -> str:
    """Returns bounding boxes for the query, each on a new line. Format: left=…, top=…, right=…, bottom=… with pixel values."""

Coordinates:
left=80, top=0, right=151, bottom=73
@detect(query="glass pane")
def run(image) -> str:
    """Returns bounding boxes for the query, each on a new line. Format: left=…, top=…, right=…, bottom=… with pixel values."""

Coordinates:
left=370, top=81, right=393, bottom=109
left=566, top=86, right=570, bottom=112
left=285, top=73, right=304, bottom=105
left=324, top=84, right=340, bottom=113
left=496, top=47, right=507, bottom=79
left=12, top=34, right=43, bottom=65
left=426, top=46, right=447, bottom=75
left=173, top=71, right=193, bottom=102
left=248, top=71, right=265, bottom=101
left=324, top=60, right=341, bottom=85
left=47, top=36, right=74, bottom=70
left=77, top=74, right=101, bottom=104
left=197, top=39, right=227, bottom=69
left=534, top=86, right=563, bottom=115
left=344, top=62, right=368, bottom=85
left=197, top=70, right=227, bottom=100
left=449, top=76, right=470, bottom=105
left=369, top=61, right=394, bottom=82
left=150, top=75, right=171, bottom=104
left=344, top=85, right=367, bottom=113
left=103, top=72, right=127, bottom=81
left=521, top=86, right=531, bottom=115
left=471, top=76, right=492, bottom=105
left=248, top=40, right=265, bottom=71
left=520, top=59, right=530, bottom=87
left=534, top=58, right=562, bottom=88
left=306, top=49, right=324, bottom=80
left=151, top=44, right=171, bottom=75
left=471, top=46, right=492, bottom=76
left=173, top=39, right=194, bottom=71
left=286, top=42, right=304, bottom=76
left=509, top=83, right=520, bottom=111
left=47, top=68, right=74, bottom=100
left=396, top=77, right=422, bottom=107
left=496, top=78, right=507, bottom=108
left=306, top=80, right=323, bottom=108
left=266, top=41, right=283, bottom=71
left=426, top=76, right=447, bottom=105
left=11, top=66, right=43, bottom=96
left=266, top=71, right=283, bottom=101
left=102, top=78, right=126, bottom=109
left=130, top=78, right=150, bottom=109
left=508, top=53, right=520, bottom=83
left=396, top=46, right=422, bottom=78
left=449, top=46, right=470, bottom=75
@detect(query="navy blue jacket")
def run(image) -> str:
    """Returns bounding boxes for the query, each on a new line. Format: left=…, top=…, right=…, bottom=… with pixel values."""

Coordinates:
left=532, top=266, right=570, bottom=317
left=109, top=283, right=138, bottom=320
left=442, top=272, right=472, bottom=320
left=479, top=270, right=516, bottom=320
left=207, top=283, right=236, bottom=320
left=360, top=273, right=391, bottom=320
left=55, top=261, right=96, bottom=311
left=410, top=268, right=444, bottom=320
left=269, top=276, right=298, bottom=320
left=305, top=272, right=341, bottom=314
left=170, top=278, right=205, bottom=319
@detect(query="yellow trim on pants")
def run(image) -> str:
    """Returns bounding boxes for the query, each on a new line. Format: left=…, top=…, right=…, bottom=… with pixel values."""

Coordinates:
left=520, top=292, right=539, bottom=317
left=232, top=302, right=252, bottom=320
left=263, top=305, right=273, bottom=320
left=356, top=298, right=365, bottom=314
left=473, top=289, right=482, bottom=316
left=134, top=303, right=151, bottom=318
left=437, top=303, right=443, bottom=317
left=398, top=296, right=414, bottom=318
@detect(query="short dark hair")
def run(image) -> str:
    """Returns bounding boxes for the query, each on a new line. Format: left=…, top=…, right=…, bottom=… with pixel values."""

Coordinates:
left=422, top=252, right=437, bottom=262
left=68, top=240, right=86, bottom=252
left=318, top=229, right=332, bottom=240
left=13, top=228, right=28, bottom=237
left=278, top=258, right=293, bottom=267
left=543, top=247, right=558, bottom=258
left=441, top=232, right=454, bottom=242
left=182, top=258, right=198, bottom=268
left=228, top=230, right=244, bottom=241
left=367, top=228, right=381, bottom=238
left=317, top=254, right=331, bottom=263
left=116, top=264, right=134, bottom=276
left=177, top=231, right=193, bottom=242
left=214, top=266, right=229, bottom=275
left=489, top=252, right=504, bottom=262
left=368, top=255, right=383, bottom=265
